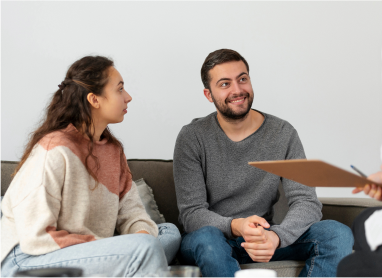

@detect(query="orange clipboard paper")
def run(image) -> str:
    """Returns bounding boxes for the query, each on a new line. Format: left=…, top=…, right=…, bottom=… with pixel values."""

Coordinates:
left=248, top=159, right=382, bottom=188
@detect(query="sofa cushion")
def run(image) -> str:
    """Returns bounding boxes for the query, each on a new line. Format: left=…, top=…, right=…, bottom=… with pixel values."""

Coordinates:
left=135, top=178, right=166, bottom=224
left=240, top=260, right=304, bottom=277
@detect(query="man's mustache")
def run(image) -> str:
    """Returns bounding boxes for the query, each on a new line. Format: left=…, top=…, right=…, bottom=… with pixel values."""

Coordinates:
left=225, top=93, right=250, bottom=103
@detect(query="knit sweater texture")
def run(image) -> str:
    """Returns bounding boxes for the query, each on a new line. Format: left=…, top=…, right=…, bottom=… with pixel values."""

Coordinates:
left=173, top=110, right=322, bottom=248
left=1, top=124, right=158, bottom=262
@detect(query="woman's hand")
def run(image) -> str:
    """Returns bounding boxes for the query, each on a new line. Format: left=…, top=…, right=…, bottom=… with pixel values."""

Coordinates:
left=135, top=230, right=149, bottom=234
left=352, top=165, right=382, bottom=201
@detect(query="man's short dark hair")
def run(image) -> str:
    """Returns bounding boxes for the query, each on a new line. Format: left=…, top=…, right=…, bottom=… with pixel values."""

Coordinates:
left=201, top=49, right=249, bottom=90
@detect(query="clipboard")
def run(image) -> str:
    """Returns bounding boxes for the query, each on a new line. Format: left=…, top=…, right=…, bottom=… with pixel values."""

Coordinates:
left=248, top=159, right=382, bottom=188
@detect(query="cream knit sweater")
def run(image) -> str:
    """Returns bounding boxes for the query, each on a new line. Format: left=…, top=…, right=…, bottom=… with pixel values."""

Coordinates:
left=1, top=124, right=158, bottom=262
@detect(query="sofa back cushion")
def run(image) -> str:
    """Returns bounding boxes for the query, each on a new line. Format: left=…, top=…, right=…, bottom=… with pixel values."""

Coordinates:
left=1, top=161, right=17, bottom=196
left=1, top=160, right=289, bottom=232
left=127, top=159, right=181, bottom=230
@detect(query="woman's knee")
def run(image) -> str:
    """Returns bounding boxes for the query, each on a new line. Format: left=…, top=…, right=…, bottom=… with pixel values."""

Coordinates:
left=137, top=234, right=163, bottom=249
left=117, top=234, right=164, bottom=256
left=157, top=223, right=182, bottom=264
left=158, top=223, right=181, bottom=239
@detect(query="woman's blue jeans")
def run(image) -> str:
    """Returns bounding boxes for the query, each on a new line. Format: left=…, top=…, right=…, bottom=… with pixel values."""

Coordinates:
left=179, top=220, right=354, bottom=277
left=1, top=223, right=181, bottom=277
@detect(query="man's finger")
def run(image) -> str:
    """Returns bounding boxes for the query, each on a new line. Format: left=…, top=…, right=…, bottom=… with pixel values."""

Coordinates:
left=244, top=235, right=267, bottom=243
left=248, top=215, right=270, bottom=228
left=242, top=242, right=272, bottom=250
left=251, top=256, right=272, bottom=261
left=244, top=248, right=274, bottom=256
left=243, top=226, right=265, bottom=236
left=248, top=255, right=272, bottom=263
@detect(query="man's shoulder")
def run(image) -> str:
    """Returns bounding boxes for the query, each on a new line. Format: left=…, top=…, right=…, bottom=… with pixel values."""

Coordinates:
left=262, top=111, right=296, bottom=133
left=180, top=112, right=217, bottom=134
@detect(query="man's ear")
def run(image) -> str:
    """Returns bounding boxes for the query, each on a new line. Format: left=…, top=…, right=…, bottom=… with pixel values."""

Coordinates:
left=87, top=93, right=100, bottom=109
left=203, top=89, right=214, bottom=103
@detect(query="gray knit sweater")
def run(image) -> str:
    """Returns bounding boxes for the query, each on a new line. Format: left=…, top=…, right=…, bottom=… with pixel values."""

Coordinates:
left=173, top=110, right=322, bottom=248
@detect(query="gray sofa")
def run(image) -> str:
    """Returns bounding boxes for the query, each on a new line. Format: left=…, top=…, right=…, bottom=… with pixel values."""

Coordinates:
left=2, top=159, right=381, bottom=277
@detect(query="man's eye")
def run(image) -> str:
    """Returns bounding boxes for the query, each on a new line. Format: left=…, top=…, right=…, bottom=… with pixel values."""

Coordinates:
left=240, top=77, right=247, bottom=82
left=221, top=82, right=228, bottom=87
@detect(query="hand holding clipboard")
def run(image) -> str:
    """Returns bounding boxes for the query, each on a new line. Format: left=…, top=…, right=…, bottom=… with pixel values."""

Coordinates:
left=351, top=165, right=382, bottom=201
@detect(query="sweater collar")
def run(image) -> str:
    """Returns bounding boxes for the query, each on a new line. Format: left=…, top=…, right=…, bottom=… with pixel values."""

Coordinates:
left=65, top=124, right=108, bottom=145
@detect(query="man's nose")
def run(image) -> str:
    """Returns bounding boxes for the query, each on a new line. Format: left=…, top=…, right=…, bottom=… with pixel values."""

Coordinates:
left=231, top=81, right=241, bottom=94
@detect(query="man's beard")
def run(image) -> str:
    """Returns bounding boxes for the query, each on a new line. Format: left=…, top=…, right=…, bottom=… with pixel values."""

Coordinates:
left=211, top=91, right=253, bottom=122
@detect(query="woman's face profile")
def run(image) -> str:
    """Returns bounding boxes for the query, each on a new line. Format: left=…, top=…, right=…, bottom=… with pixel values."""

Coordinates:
left=97, top=67, right=132, bottom=124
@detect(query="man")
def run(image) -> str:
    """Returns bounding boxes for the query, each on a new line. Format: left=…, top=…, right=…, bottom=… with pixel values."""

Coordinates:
left=173, top=49, right=353, bottom=277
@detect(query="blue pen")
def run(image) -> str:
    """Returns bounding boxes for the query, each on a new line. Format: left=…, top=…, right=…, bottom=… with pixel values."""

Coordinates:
left=350, top=165, right=367, bottom=178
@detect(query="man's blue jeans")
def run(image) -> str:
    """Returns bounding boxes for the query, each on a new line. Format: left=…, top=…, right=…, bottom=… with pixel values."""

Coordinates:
left=179, top=220, right=354, bottom=277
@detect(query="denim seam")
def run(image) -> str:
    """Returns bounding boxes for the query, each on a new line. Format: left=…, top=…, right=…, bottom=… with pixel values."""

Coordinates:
left=13, top=247, right=21, bottom=269
left=295, top=239, right=319, bottom=277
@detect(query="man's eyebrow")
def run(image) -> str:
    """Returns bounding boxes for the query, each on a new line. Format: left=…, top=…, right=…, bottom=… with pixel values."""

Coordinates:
left=216, top=78, right=231, bottom=85
left=236, top=72, right=248, bottom=79
left=215, top=72, right=249, bottom=85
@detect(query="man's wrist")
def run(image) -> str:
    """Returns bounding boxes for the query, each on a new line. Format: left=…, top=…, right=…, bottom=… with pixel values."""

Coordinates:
left=268, top=230, right=280, bottom=249
left=231, top=218, right=244, bottom=237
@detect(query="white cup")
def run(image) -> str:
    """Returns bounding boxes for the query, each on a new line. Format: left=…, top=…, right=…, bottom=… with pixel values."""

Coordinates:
left=235, top=269, right=277, bottom=277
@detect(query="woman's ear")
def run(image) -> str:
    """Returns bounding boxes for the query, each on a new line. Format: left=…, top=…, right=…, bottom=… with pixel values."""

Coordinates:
left=87, top=93, right=100, bottom=109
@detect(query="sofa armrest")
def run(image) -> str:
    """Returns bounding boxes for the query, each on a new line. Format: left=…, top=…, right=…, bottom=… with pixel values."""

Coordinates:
left=319, top=197, right=381, bottom=228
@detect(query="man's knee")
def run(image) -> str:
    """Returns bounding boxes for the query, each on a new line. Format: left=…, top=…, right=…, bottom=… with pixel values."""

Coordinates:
left=182, top=226, right=226, bottom=250
left=189, top=226, right=224, bottom=242
left=313, top=220, right=354, bottom=252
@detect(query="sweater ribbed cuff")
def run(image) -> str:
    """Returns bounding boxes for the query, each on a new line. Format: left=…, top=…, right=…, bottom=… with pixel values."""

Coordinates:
left=129, top=223, right=158, bottom=237
left=269, top=225, right=289, bottom=248
left=224, top=217, right=234, bottom=239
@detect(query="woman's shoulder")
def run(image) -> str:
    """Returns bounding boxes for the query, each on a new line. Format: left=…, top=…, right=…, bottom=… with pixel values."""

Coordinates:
left=38, top=124, right=85, bottom=152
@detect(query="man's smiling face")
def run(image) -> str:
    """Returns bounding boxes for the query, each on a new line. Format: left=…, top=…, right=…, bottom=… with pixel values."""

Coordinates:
left=205, top=60, right=254, bottom=121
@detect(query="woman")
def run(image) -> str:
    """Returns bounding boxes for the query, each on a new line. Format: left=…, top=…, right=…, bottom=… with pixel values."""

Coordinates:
left=337, top=159, right=382, bottom=276
left=1, top=56, right=181, bottom=277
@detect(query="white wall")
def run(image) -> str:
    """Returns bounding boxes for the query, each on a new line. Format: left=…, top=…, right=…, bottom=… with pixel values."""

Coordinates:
left=2, top=1, right=382, bottom=198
